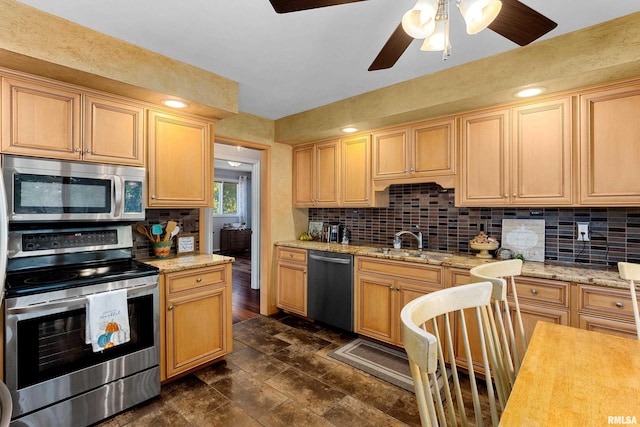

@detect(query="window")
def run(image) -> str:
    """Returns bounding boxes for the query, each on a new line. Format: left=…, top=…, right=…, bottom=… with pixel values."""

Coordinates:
left=213, top=181, right=238, bottom=215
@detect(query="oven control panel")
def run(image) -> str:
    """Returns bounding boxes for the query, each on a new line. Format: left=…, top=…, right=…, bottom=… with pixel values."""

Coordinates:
left=22, top=230, right=119, bottom=251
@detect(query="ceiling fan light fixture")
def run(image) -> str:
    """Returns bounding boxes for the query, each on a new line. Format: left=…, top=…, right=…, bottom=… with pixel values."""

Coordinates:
left=420, top=19, right=449, bottom=52
left=402, top=0, right=437, bottom=39
left=457, top=0, right=502, bottom=34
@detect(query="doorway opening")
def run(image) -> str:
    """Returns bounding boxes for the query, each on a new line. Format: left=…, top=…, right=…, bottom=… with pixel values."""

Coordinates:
left=205, top=142, right=262, bottom=323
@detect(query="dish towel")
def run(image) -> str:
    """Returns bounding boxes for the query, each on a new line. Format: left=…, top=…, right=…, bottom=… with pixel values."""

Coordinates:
left=85, top=289, right=130, bottom=352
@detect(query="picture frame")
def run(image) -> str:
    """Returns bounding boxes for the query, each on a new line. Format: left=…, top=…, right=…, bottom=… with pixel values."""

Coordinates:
left=308, top=221, right=323, bottom=240
left=177, top=235, right=195, bottom=254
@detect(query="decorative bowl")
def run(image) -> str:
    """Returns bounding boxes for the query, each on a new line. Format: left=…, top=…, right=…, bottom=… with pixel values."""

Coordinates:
left=469, top=241, right=499, bottom=259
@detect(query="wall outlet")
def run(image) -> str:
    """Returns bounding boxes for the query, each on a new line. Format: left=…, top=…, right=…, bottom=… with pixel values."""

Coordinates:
left=576, top=222, right=590, bottom=241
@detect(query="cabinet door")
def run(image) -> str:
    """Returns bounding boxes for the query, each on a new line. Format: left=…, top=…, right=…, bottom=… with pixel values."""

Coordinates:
left=292, top=144, right=315, bottom=207
left=1, top=76, right=81, bottom=159
left=411, top=117, right=456, bottom=177
left=580, top=84, right=640, bottom=205
left=458, top=109, right=510, bottom=206
left=276, top=262, right=307, bottom=316
left=165, top=285, right=229, bottom=378
left=355, top=274, right=395, bottom=344
left=397, top=281, right=442, bottom=347
left=148, top=111, right=212, bottom=207
left=342, top=134, right=372, bottom=206
left=372, top=128, right=410, bottom=180
left=512, top=98, right=573, bottom=205
left=508, top=304, right=569, bottom=359
left=315, top=140, right=340, bottom=206
left=578, top=314, right=639, bottom=340
left=84, top=94, right=145, bottom=166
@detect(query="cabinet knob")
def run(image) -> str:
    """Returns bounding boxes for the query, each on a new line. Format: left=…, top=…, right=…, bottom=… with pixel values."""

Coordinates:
left=389, top=285, right=394, bottom=290
left=395, top=287, right=401, bottom=291
left=196, top=278, right=202, bottom=282
left=74, top=147, right=81, bottom=152
left=531, top=289, right=538, bottom=295
left=410, top=168, right=415, bottom=172
left=364, top=197, right=369, bottom=201
left=615, top=301, right=623, bottom=308
left=85, top=148, right=92, bottom=154
left=289, top=253, right=294, bottom=257
left=404, top=169, right=409, bottom=173
left=503, top=193, right=508, bottom=198
left=151, top=195, right=156, bottom=199
left=168, top=305, right=174, bottom=311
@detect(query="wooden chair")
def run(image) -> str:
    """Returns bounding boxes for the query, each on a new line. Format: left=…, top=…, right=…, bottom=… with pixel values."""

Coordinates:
left=469, top=259, right=526, bottom=397
left=617, top=262, right=640, bottom=340
left=401, top=282, right=510, bottom=427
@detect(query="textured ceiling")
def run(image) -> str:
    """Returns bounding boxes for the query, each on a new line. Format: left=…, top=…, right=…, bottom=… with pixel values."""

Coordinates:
left=17, top=0, right=640, bottom=120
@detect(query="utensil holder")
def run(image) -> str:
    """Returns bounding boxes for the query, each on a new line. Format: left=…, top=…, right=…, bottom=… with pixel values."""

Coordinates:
left=152, top=241, right=172, bottom=258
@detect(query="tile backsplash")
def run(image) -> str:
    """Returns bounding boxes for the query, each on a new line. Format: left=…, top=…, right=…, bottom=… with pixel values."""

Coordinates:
left=133, top=208, right=201, bottom=259
left=309, top=183, right=640, bottom=266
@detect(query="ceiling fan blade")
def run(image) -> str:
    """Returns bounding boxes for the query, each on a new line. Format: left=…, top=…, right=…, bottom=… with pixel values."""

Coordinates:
left=488, top=0, right=557, bottom=46
left=268, top=0, right=366, bottom=13
left=369, top=23, right=414, bottom=71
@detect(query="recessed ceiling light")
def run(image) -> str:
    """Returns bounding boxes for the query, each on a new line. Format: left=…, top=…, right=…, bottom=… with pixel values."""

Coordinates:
left=342, top=127, right=358, bottom=133
left=515, top=87, right=544, bottom=98
left=227, top=161, right=242, bottom=168
left=163, top=99, right=187, bottom=108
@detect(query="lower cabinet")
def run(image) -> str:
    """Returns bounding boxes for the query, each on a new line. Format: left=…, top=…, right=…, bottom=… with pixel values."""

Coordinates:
left=445, top=268, right=569, bottom=373
left=355, top=256, right=444, bottom=346
left=160, top=263, right=232, bottom=381
left=575, top=283, right=640, bottom=340
left=276, top=247, right=308, bottom=316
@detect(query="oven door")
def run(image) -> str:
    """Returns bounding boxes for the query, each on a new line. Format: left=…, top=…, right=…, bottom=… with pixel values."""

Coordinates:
left=4, top=280, right=159, bottom=418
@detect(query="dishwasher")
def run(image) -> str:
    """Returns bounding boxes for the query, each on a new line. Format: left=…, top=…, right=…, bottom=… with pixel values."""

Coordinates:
left=307, top=250, right=354, bottom=332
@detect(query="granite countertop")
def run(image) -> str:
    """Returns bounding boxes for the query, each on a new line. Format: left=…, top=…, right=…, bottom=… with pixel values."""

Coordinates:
left=143, top=254, right=235, bottom=273
left=276, top=240, right=628, bottom=289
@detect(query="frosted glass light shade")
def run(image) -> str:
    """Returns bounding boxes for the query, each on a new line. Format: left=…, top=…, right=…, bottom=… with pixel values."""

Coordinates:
left=402, top=0, right=437, bottom=38
left=420, top=20, right=449, bottom=51
left=458, top=0, right=502, bottom=34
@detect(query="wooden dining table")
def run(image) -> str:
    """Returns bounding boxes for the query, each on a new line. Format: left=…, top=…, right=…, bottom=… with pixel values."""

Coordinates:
left=500, top=321, right=640, bottom=426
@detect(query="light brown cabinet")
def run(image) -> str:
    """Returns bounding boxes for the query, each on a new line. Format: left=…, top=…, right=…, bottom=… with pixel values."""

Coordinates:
left=1, top=76, right=146, bottom=166
left=276, top=247, right=308, bottom=316
left=372, top=117, right=455, bottom=184
left=575, top=283, right=639, bottom=339
left=342, top=134, right=372, bottom=206
left=445, top=268, right=569, bottom=372
left=355, top=256, right=443, bottom=346
left=148, top=110, right=213, bottom=207
left=83, top=94, right=145, bottom=166
left=160, top=263, right=232, bottom=381
left=458, top=97, right=573, bottom=206
left=292, top=140, right=340, bottom=207
left=1, top=76, right=81, bottom=159
left=579, top=83, right=640, bottom=205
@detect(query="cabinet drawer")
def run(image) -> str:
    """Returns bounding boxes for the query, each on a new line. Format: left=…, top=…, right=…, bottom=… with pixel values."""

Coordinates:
left=166, top=265, right=228, bottom=294
left=277, top=247, right=307, bottom=264
left=578, top=284, right=640, bottom=319
left=356, top=257, right=443, bottom=287
left=508, top=277, right=569, bottom=307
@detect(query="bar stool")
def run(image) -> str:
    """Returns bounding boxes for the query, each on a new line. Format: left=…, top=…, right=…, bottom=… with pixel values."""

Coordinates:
left=617, top=262, right=640, bottom=340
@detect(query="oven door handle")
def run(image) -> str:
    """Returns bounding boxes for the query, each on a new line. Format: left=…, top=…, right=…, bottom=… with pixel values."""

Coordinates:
left=6, top=282, right=158, bottom=314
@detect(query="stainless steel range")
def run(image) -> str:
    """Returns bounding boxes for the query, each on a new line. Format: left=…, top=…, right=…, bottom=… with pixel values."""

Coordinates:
left=3, top=225, right=160, bottom=427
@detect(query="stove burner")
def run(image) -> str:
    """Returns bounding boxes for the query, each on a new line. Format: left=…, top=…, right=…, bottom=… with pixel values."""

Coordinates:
left=24, top=272, right=79, bottom=285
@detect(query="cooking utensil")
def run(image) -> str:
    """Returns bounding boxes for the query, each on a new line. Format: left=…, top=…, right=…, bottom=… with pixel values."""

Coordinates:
left=170, top=226, right=180, bottom=239
left=151, top=224, right=163, bottom=242
left=136, top=225, right=154, bottom=241
left=163, top=221, right=177, bottom=241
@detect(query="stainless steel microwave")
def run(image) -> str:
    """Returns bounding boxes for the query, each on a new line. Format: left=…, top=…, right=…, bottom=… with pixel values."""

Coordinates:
left=2, top=155, right=146, bottom=222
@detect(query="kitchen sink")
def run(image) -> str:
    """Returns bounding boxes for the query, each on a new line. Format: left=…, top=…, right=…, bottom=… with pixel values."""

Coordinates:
left=364, top=248, right=452, bottom=261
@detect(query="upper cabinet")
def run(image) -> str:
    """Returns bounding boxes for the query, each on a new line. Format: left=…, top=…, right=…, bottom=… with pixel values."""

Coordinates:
left=83, top=94, right=145, bottom=166
left=293, top=139, right=340, bottom=207
left=457, top=97, right=573, bottom=206
left=1, top=76, right=146, bottom=166
left=1, top=76, right=81, bottom=160
left=579, top=83, right=640, bottom=205
left=372, top=117, right=456, bottom=188
left=147, top=111, right=213, bottom=207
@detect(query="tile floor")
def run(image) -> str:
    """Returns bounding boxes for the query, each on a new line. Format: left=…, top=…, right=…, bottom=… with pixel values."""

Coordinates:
left=97, top=313, right=422, bottom=426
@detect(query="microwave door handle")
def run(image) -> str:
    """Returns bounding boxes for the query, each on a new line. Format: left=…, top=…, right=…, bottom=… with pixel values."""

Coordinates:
left=113, top=175, right=123, bottom=217
left=6, top=282, right=158, bottom=314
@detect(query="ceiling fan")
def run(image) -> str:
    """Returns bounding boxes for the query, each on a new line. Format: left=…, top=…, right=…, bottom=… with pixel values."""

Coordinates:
left=268, top=0, right=557, bottom=71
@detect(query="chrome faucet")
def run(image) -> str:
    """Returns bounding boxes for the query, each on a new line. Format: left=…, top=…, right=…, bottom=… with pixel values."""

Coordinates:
left=395, top=225, right=423, bottom=251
